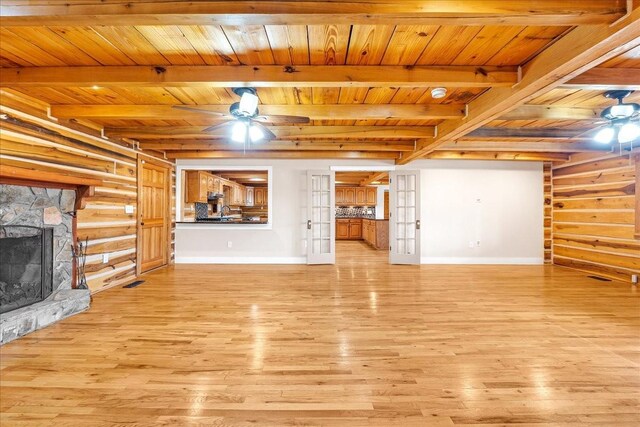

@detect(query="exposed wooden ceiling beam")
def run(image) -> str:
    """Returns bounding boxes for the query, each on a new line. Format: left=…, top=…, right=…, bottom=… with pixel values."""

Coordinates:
left=439, top=140, right=606, bottom=152
left=51, top=104, right=465, bottom=121
left=360, top=172, right=389, bottom=186
left=50, top=104, right=604, bottom=121
left=397, top=6, right=640, bottom=165
left=106, top=126, right=435, bottom=140
left=499, top=105, right=602, bottom=121
left=426, top=151, right=571, bottom=162
left=138, top=140, right=416, bottom=152
left=164, top=150, right=400, bottom=160
left=467, top=127, right=590, bottom=139
left=561, top=67, right=640, bottom=90
left=0, top=1, right=624, bottom=26
left=3, top=65, right=518, bottom=88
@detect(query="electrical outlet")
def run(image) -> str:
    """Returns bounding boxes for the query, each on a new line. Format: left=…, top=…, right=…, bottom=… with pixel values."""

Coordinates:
left=124, top=205, right=134, bottom=214
left=468, top=241, right=475, bottom=248
left=102, top=253, right=109, bottom=263
left=476, top=240, right=481, bottom=247
left=227, top=241, right=233, bottom=248
left=632, top=274, right=638, bottom=284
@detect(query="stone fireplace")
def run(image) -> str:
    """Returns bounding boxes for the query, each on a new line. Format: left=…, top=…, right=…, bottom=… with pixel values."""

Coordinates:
left=0, top=184, right=90, bottom=344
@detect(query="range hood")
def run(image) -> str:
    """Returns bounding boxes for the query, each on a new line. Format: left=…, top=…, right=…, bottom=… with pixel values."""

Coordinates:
left=207, top=192, right=224, bottom=199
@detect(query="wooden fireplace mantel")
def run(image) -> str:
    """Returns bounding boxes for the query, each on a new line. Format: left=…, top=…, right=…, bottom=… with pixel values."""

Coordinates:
left=0, top=164, right=101, bottom=210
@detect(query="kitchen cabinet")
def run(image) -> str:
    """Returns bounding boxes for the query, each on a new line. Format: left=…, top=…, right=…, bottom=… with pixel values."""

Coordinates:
left=335, top=186, right=377, bottom=206
left=363, top=219, right=389, bottom=250
left=185, top=171, right=211, bottom=203
left=254, top=188, right=268, bottom=206
left=336, top=219, right=349, bottom=239
left=349, top=219, right=362, bottom=239
left=245, top=187, right=254, bottom=206
left=366, top=187, right=377, bottom=205
left=336, top=218, right=362, bottom=240
left=344, top=188, right=356, bottom=205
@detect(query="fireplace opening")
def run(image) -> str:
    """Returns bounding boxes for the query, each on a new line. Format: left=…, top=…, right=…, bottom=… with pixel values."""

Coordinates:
left=0, top=225, right=54, bottom=314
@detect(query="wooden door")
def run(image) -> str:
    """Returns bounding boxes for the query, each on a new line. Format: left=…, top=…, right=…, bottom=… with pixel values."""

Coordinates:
left=336, top=220, right=349, bottom=239
left=307, top=170, right=335, bottom=264
left=355, top=188, right=367, bottom=205
left=138, top=158, right=170, bottom=274
left=366, top=187, right=377, bottom=205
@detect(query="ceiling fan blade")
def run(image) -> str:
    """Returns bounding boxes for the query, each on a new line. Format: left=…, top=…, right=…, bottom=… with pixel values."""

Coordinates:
left=254, top=114, right=310, bottom=124
left=252, top=121, right=277, bottom=140
left=172, top=105, right=229, bottom=117
left=202, top=121, right=236, bottom=133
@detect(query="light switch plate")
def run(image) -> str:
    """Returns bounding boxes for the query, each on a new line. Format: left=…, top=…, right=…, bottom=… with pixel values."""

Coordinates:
left=124, top=205, right=134, bottom=214
left=102, top=253, right=109, bottom=263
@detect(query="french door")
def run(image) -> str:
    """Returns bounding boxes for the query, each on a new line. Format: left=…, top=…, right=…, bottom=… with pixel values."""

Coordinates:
left=389, top=170, right=421, bottom=264
left=307, top=170, right=335, bottom=264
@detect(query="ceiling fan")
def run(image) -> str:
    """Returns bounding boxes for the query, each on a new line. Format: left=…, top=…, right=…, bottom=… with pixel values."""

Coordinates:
left=593, top=90, right=639, bottom=145
left=173, top=87, right=310, bottom=145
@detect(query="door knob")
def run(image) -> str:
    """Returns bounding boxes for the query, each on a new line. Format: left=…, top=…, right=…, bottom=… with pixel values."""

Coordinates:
left=307, top=220, right=312, bottom=230
left=416, top=220, right=420, bottom=230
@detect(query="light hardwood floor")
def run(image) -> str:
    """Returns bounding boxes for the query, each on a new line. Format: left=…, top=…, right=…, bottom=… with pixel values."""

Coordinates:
left=1, top=241, right=639, bottom=426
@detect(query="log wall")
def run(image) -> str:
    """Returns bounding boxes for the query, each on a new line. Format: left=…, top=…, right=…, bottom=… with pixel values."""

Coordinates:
left=0, top=91, right=175, bottom=293
left=552, top=150, right=639, bottom=283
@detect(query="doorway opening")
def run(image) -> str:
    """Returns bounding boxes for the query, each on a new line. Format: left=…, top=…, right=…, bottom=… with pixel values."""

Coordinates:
left=334, top=171, right=390, bottom=264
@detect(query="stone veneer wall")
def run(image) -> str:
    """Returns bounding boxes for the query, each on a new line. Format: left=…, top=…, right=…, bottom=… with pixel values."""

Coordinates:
left=0, top=184, right=75, bottom=291
left=0, top=184, right=90, bottom=344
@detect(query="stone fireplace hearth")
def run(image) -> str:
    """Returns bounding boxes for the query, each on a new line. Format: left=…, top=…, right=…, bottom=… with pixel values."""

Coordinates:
left=0, top=184, right=90, bottom=344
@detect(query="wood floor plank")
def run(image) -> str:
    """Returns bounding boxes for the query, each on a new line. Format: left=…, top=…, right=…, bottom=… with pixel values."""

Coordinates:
left=1, top=241, right=639, bottom=426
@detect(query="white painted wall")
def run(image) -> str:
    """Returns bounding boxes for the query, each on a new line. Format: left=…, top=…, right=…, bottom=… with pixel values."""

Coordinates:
left=176, top=159, right=543, bottom=265
left=175, top=159, right=394, bottom=263
left=408, top=160, right=543, bottom=264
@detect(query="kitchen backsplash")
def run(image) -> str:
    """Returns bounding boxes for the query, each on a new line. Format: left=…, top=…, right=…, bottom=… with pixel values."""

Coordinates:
left=336, top=206, right=375, bottom=218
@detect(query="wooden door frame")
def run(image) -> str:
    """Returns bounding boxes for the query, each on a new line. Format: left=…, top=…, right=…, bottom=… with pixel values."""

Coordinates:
left=136, top=155, right=172, bottom=276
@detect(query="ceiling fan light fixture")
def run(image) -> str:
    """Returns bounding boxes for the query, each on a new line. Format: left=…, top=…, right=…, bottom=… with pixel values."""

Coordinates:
left=249, top=124, right=264, bottom=143
left=594, top=126, right=615, bottom=144
left=231, top=121, right=247, bottom=143
left=618, top=122, right=640, bottom=144
left=607, top=104, right=637, bottom=119
left=239, top=92, right=259, bottom=116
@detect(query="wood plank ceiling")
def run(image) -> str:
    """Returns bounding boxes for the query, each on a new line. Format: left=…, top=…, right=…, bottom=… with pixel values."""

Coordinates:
left=1, top=1, right=639, bottom=163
